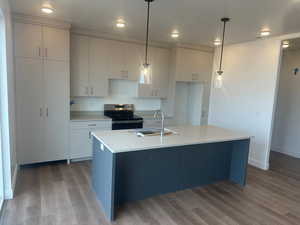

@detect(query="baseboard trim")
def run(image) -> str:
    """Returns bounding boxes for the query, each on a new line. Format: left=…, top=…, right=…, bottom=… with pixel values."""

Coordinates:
left=248, top=158, right=268, bottom=170
left=4, top=164, right=19, bottom=199
left=271, top=147, right=300, bottom=159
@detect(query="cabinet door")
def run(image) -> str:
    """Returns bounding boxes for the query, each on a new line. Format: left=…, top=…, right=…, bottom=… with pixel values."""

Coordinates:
left=70, top=35, right=90, bottom=96
left=70, top=129, right=92, bottom=158
left=44, top=60, right=69, bottom=161
left=108, top=40, right=126, bottom=79
left=89, top=38, right=109, bottom=97
left=14, top=23, right=42, bottom=59
left=124, top=43, right=143, bottom=81
left=152, top=47, right=170, bottom=98
left=43, top=26, right=70, bottom=61
left=15, top=58, right=44, bottom=164
left=194, top=51, right=213, bottom=83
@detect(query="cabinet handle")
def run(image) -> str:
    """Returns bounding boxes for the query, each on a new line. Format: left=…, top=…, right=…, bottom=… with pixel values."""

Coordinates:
left=89, top=131, right=91, bottom=139
left=40, top=108, right=43, bottom=117
left=88, top=124, right=96, bottom=127
left=46, top=108, right=49, bottom=117
left=45, top=48, right=48, bottom=58
left=90, top=87, right=94, bottom=95
left=85, top=87, right=89, bottom=95
left=38, top=47, right=41, bottom=57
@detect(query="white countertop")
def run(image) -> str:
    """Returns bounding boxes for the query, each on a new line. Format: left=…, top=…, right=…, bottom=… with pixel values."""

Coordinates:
left=70, top=111, right=111, bottom=122
left=92, top=125, right=251, bottom=153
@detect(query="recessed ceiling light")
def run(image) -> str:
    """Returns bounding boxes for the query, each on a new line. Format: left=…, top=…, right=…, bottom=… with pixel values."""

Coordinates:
left=214, top=39, right=222, bottom=46
left=282, top=41, right=289, bottom=49
left=41, top=1, right=54, bottom=14
left=171, top=31, right=179, bottom=38
left=116, top=19, right=126, bottom=28
left=260, top=30, right=271, bottom=37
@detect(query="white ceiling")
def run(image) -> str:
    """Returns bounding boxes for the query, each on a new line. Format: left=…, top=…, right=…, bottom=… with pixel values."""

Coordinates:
left=10, top=0, right=300, bottom=46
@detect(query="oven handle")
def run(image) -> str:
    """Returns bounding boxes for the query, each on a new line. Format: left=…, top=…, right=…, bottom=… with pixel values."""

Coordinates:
left=112, top=120, right=143, bottom=124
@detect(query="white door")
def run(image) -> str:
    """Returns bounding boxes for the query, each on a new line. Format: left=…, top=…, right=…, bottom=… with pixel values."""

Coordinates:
left=14, top=23, right=42, bottom=59
left=108, top=40, right=126, bottom=79
left=43, top=26, right=70, bottom=61
left=15, top=58, right=44, bottom=164
left=70, top=35, right=90, bottom=97
left=89, top=38, right=109, bottom=97
left=70, top=128, right=92, bottom=159
left=44, top=60, right=69, bottom=161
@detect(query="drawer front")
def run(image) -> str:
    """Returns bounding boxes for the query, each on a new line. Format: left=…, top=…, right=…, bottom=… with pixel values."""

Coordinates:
left=70, top=121, right=112, bottom=129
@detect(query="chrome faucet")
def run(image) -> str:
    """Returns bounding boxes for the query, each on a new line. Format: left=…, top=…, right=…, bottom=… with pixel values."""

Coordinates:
left=154, top=110, right=165, bottom=136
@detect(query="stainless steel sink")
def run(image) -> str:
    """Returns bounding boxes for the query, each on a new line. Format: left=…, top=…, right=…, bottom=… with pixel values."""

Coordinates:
left=135, top=128, right=177, bottom=137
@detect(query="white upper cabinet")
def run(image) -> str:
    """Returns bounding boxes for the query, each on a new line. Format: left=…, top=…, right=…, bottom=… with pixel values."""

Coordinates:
left=108, top=41, right=142, bottom=81
left=43, top=26, right=69, bottom=61
left=124, top=43, right=143, bottom=81
left=174, top=48, right=213, bottom=82
left=152, top=47, right=170, bottom=98
left=14, top=22, right=69, bottom=61
left=108, top=40, right=126, bottom=79
left=137, top=47, right=170, bottom=98
left=70, top=35, right=109, bottom=97
left=70, top=35, right=90, bottom=97
left=14, top=23, right=43, bottom=59
left=89, top=37, right=109, bottom=97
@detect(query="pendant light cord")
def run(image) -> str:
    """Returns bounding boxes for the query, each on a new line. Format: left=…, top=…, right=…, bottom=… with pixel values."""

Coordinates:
left=145, top=1, right=150, bottom=65
left=218, top=19, right=227, bottom=72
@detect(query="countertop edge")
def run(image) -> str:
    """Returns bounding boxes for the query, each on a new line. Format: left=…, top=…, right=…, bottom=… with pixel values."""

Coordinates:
left=91, top=132, right=251, bottom=154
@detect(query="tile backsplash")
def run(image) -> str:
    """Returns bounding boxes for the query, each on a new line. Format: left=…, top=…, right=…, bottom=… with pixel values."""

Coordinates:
left=70, top=80, right=161, bottom=111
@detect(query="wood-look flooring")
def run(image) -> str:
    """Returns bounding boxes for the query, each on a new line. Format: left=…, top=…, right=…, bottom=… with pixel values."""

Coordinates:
left=2, top=154, right=300, bottom=225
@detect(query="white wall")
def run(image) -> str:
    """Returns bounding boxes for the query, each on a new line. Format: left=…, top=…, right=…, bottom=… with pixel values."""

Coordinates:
left=0, top=0, right=17, bottom=198
left=272, top=49, right=300, bottom=158
left=209, top=38, right=282, bottom=170
left=71, top=80, right=161, bottom=111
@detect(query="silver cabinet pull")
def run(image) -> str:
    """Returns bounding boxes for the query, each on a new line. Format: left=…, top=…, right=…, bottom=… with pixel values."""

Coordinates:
left=45, top=48, right=48, bottom=58
left=40, top=108, right=43, bottom=117
left=90, top=87, right=94, bottom=95
left=89, top=131, right=91, bottom=139
left=46, top=108, right=49, bottom=117
left=88, top=124, right=96, bottom=127
left=38, top=47, right=41, bottom=57
left=85, top=87, right=89, bottom=95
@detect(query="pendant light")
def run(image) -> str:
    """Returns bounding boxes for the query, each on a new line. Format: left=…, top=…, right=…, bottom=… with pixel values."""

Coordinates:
left=41, top=0, right=55, bottom=14
left=215, top=17, right=230, bottom=88
left=140, top=0, right=154, bottom=84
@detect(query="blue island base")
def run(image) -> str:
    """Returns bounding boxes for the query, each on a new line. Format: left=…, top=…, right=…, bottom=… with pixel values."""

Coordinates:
left=92, top=138, right=250, bottom=221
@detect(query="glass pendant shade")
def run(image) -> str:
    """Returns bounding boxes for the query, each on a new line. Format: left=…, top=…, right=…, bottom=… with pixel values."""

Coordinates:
left=214, top=73, right=223, bottom=89
left=140, top=63, right=152, bottom=84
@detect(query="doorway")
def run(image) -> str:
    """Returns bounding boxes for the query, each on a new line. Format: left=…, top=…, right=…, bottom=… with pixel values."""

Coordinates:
left=270, top=38, right=300, bottom=179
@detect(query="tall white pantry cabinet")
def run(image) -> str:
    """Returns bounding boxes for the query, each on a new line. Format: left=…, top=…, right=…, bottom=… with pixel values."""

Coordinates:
left=14, top=22, right=70, bottom=165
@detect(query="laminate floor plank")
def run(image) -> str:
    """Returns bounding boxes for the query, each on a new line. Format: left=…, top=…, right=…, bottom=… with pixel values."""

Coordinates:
left=2, top=152, right=300, bottom=225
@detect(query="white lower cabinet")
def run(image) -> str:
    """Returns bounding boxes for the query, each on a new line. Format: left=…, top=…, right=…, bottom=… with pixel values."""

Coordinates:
left=69, top=121, right=112, bottom=159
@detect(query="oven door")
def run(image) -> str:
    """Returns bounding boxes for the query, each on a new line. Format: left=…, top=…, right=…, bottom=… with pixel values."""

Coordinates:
left=112, top=120, right=143, bottom=130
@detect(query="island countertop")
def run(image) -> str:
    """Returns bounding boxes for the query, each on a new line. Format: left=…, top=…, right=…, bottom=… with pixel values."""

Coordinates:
left=92, top=125, right=251, bottom=153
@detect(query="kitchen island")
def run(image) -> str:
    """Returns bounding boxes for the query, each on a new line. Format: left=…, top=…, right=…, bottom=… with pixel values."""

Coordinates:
left=91, top=125, right=251, bottom=221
